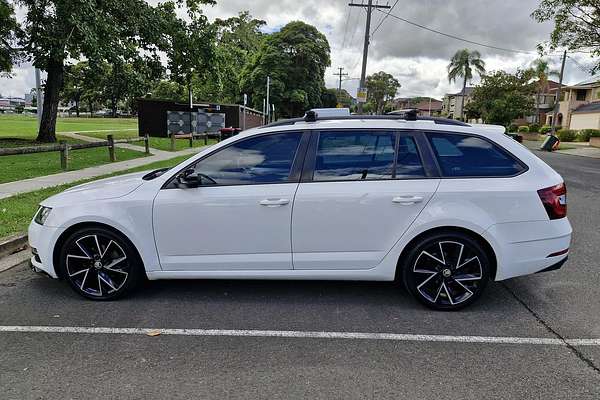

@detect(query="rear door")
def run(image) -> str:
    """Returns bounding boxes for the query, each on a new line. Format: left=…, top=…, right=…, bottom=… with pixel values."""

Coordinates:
left=291, top=129, right=440, bottom=270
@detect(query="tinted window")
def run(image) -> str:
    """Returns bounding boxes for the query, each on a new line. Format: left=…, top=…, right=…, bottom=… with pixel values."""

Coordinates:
left=192, top=132, right=301, bottom=185
left=428, top=133, right=524, bottom=177
left=313, top=131, right=425, bottom=181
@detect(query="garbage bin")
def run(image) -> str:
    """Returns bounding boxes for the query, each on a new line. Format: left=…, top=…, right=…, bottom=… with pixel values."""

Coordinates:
left=540, top=135, right=560, bottom=151
left=219, top=127, right=237, bottom=140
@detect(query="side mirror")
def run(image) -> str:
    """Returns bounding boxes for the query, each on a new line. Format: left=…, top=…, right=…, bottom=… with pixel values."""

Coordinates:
left=177, top=168, right=201, bottom=188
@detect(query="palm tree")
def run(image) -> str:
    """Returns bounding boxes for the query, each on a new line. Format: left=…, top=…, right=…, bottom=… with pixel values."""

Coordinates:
left=447, top=49, right=486, bottom=121
left=531, top=59, right=559, bottom=124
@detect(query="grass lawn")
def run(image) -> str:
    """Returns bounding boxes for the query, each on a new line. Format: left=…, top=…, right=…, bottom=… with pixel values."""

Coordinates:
left=79, top=130, right=218, bottom=152
left=0, top=114, right=137, bottom=141
left=0, top=154, right=193, bottom=240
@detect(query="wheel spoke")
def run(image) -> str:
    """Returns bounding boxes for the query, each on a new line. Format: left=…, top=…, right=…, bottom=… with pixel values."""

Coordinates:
left=442, top=282, right=454, bottom=305
left=417, top=272, right=439, bottom=290
left=69, top=268, right=89, bottom=278
left=455, top=243, right=464, bottom=269
left=67, top=254, right=91, bottom=260
left=454, top=273, right=482, bottom=282
left=99, top=273, right=118, bottom=292
left=420, top=251, right=445, bottom=266
left=438, top=242, right=446, bottom=265
left=75, top=240, right=93, bottom=259
left=100, top=240, right=115, bottom=258
left=104, top=256, right=127, bottom=270
left=457, top=256, right=478, bottom=270
left=79, top=268, right=90, bottom=290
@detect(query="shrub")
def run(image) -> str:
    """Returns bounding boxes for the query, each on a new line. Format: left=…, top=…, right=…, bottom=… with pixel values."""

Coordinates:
left=508, top=124, right=518, bottom=132
left=529, top=123, right=540, bottom=133
left=556, top=129, right=577, bottom=142
left=578, top=129, right=600, bottom=141
left=517, top=125, right=530, bottom=133
left=539, top=125, right=552, bottom=134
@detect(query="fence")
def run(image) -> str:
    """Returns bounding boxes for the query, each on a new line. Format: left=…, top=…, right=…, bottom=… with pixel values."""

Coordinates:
left=0, top=134, right=150, bottom=170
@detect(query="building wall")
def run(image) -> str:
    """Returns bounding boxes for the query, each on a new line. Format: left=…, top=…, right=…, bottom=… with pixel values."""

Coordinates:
left=570, top=113, right=600, bottom=130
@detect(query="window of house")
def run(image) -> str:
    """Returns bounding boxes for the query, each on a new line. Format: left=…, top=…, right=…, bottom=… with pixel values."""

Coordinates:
left=576, top=89, right=587, bottom=101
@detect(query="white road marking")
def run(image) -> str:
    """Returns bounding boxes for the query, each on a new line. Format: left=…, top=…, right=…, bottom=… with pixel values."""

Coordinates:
left=0, top=325, right=599, bottom=346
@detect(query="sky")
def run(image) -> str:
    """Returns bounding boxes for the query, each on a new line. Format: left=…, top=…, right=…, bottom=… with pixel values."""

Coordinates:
left=1, top=0, right=597, bottom=101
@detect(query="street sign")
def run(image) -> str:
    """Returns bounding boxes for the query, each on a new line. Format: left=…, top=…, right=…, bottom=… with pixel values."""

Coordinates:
left=357, top=87, right=368, bottom=103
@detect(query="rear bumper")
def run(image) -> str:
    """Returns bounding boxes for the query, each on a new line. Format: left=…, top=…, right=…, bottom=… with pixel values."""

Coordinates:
left=536, top=256, right=568, bottom=274
left=483, top=218, right=572, bottom=281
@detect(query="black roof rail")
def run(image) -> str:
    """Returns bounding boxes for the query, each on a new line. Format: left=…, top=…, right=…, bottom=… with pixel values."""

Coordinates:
left=261, top=114, right=469, bottom=128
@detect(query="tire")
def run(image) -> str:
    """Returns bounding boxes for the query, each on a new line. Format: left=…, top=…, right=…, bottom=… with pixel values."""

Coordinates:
left=401, top=232, right=490, bottom=311
left=58, top=226, right=144, bottom=300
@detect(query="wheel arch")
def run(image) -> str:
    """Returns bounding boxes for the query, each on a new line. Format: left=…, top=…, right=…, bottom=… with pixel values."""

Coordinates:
left=52, top=221, right=146, bottom=280
left=395, top=226, right=498, bottom=281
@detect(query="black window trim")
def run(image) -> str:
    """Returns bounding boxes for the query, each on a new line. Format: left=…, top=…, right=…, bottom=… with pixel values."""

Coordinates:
left=162, top=130, right=311, bottom=189
left=300, top=128, right=437, bottom=184
left=424, top=130, right=529, bottom=179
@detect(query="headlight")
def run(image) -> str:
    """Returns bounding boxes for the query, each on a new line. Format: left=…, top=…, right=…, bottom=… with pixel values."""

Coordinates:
left=34, top=206, right=52, bottom=225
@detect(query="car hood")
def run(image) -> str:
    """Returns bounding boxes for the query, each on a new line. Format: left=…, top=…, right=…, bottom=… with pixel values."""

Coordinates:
left=42, top=171, right=149, bottom=207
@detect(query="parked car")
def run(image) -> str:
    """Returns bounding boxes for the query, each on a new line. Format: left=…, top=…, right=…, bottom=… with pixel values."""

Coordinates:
left=29, top=113, right=571, bottom=310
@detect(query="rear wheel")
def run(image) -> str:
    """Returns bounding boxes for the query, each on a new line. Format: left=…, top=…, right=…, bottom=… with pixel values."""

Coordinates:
left=59, top=227, right=143, bottom=300
left=402, top=233, right=490, bottom=311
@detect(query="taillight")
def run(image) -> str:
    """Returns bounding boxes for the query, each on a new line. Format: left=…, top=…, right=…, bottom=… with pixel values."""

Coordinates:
left=538, top=182, right=567, bottom=220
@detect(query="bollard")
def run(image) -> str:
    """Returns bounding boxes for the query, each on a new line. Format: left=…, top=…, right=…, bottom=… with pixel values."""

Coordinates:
left=59, top=140, right=69, bottom=170
left=170, top=134, right=176, bottom=151
left=107, top=134, right=116, bottom=162
left=144, top=134, right=150, bottom=155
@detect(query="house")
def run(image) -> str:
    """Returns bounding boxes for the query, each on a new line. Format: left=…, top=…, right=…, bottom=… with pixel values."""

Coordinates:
left=513, top=80, right=562, bottom=126
left=442, top=87, right=474, bottom=119
left=391, top=97, right=443, bottom=116
left=547, top=75, right=600, bottom=129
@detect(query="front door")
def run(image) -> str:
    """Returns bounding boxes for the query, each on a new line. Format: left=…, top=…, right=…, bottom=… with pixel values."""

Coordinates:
left=153, top=131, right=306, bottom=271
left=292, top=130, right=440, bottom=270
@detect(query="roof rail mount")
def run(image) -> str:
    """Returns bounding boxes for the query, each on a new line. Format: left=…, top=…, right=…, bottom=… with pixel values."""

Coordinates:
left=304, top=110, right=318, bottom=122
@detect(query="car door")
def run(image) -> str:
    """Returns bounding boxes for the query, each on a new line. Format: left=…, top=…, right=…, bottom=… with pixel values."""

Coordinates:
left=153, top=131, right=308, bottom=271
left=291, top=129, right=440, bottom=270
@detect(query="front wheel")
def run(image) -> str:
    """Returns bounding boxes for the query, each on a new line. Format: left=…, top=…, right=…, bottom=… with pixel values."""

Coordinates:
left=402, top=233, right=490, bottom=311
left=59, top=227, right=144, bottom=300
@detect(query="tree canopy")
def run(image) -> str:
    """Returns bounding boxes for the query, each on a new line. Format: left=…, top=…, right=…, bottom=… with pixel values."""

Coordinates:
left=365, top=71, right=400, bottom=115
left=240, top=21, right=331, bottom=118
left=467, top=70, right=536, bottom=127
left=448, top=49, right=486, bottom=120
left=532, top=0, right=600, bottom=73
left=0, top=0, right=19, bottom=73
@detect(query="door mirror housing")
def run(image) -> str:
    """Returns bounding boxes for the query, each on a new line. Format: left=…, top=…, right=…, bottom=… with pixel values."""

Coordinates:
left=177, top=168, right=202, bottom=188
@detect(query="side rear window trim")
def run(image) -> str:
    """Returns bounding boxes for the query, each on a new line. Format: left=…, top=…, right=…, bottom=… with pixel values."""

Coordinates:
left=424, top=130, right=529, bottom=179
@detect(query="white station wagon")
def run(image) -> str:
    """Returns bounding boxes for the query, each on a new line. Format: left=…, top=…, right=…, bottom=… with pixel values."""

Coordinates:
left=29, top=112, right=572, bottom=310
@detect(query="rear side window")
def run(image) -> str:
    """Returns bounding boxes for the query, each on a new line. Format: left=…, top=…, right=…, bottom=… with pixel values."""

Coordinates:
left=427, top=133, right=524, bottom=177
left=313, top=131, right=425, bottom=181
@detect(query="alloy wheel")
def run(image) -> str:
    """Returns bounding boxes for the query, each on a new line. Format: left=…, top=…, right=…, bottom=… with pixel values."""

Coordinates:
left=65, top=233, right=131, bottom=298
left=411, top=240, right=484, bottom=307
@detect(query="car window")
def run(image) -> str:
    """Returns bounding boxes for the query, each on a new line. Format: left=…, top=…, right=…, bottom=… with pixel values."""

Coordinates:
left=427, top=133, right=524, bottom=177
left=313, top=131, right=425, bottom=181
left=192, top=132, right=302, bottom=185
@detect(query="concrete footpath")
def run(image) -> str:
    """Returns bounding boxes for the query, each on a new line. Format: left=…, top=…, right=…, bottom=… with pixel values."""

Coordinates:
left=523, top=140, right=600, bottom=158
left=0, top=143, right=204, bottom=200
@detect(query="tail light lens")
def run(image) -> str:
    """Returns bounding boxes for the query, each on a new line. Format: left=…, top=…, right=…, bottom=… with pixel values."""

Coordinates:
left=538, top=182, right=567, bottom=220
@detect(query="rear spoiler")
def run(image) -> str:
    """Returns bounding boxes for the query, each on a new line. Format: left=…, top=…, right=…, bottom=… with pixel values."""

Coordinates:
left=468, top=123, right=506, bottom=134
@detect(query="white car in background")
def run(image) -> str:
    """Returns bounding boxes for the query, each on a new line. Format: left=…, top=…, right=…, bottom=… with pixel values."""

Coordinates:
left=28, top=112, right=571, bottom=310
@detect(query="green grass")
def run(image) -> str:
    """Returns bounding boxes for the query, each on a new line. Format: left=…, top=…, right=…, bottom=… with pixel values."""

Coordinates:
left=0, top=114, right=137, bottom=140
left=79, top=131, right=218, bottom=152
left=0, top=154, right=193, bottom=239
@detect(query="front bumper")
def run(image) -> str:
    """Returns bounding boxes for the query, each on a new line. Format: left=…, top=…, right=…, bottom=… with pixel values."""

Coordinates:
left=27, top=220, right=65, bottom=279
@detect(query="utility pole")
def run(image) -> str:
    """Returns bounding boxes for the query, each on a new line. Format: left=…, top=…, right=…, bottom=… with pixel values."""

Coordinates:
left=266, top=76, right=270, bottom=123
left=349, top=1, right=391, bottom=114
left=334, top=67, right=348, bottom=94
left=550, top=50, right=567, bottom=136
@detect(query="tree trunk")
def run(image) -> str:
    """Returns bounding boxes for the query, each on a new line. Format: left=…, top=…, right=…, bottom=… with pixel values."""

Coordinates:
left=75, top=97, right=80, bottom=118
left=36, top=59, right=64, bottom=143
left=535, top=88, right=540, bottom=124
left=459, top=76, right=467, bottom=121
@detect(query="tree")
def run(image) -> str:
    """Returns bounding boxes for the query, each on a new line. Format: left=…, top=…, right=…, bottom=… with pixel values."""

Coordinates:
left=62, top=62, right=89, bottom=117
left=365, top=71, right=400, bottom=115
left=467, top=70, right=536, bottom=127
left=150, top=80, right=187, bottom=102
left=532, top=0, right=600, bottom=73
left=447, top=49, right=486, bottom=120
left=240, top=21, right=331, bottom=118
left=14, top=0, right=214, bottom=142
left=530, top=59, right=559, bottom=123
left=0, top=0, right=19, bottom=73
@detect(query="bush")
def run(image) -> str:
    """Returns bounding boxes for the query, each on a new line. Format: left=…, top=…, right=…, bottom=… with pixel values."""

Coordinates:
left=539, top=125, right=552, bottom=134
left=517, top=125, right=530, bottom=133
left=508, top=124, right=518, bottom=133
left=529, top=123, right=540, bottom=133
left=556, top=129, right=577, bottom=142
left=578, top=129, right=600, bottom=141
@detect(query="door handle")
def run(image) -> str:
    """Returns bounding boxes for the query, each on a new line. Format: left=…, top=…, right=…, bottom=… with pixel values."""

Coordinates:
left=259, top=198, right=290, bottom=207
left=392, top=195, right=424, bottom=205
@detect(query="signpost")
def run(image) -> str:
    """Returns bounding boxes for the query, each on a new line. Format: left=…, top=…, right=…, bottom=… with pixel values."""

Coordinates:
left=357, top=87, right=368, bottom=104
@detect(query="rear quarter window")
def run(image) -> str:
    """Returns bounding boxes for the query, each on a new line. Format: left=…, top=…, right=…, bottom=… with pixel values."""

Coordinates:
left=427, top=132, right=525, bottom=177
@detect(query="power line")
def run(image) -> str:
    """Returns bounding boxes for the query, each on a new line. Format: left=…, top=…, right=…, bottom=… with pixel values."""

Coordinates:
left=341, top=7, right=352, bottom=48
left=371, top=0, right=399, bottom=36
left=374, top=8, right=536, bottom=55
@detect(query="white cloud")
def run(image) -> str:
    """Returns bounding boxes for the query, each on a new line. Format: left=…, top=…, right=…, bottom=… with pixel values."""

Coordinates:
left=2, top=0, right=597, bottom=100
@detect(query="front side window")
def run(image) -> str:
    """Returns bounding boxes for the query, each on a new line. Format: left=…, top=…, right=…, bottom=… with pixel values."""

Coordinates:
left=191, top=132, right=301, bottom=185
left=313, top=131, right=425, bottom=181
left=427, top=132, right=524, bottom=177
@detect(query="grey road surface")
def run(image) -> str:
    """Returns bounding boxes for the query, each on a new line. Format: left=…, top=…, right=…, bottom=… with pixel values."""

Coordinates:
left=1, top=150, right=599, bottom=399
